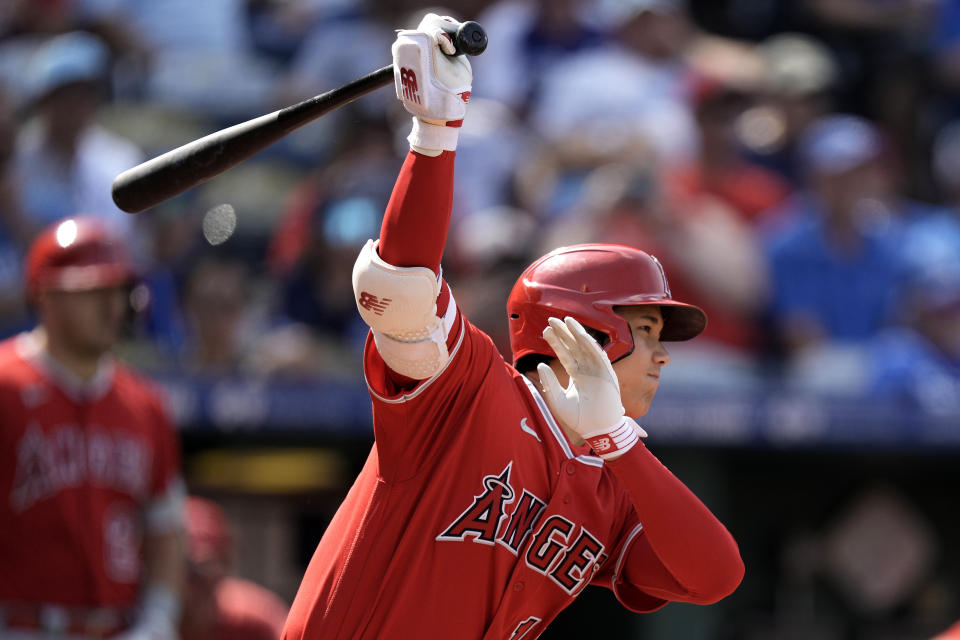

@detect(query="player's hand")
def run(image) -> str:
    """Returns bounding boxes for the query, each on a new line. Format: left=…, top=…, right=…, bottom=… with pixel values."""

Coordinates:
left=537, top=317, right=646, bottom=459
left=392, top=13, right=473, bottom=154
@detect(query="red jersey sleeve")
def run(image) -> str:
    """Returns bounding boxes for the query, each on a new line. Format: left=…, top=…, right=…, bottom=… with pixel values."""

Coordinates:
left=363, top=317, right=504, bottom=483
left=600, top=443, right=744, bottom=606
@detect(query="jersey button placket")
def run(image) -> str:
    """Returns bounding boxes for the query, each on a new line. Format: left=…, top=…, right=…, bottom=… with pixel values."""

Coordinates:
left=513, top=581, right=525, bottom=592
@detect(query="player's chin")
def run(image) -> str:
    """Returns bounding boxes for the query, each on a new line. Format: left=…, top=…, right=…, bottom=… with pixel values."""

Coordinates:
left=627, top=389, right=657, bottom=418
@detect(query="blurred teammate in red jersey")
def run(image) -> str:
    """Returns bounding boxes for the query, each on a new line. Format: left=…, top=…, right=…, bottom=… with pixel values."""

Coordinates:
left=180, top=496, right=289, bottom=640
left=0, top=216, right=184, bottom=639
left=282, top=13, right=744, bottom=640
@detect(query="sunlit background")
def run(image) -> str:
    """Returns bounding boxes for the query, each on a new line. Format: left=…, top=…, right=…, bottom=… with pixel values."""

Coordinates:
left=1, top=0, right=960, bottom=638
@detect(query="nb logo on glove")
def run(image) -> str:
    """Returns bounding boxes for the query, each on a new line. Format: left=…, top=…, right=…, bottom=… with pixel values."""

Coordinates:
left=400, top=67, right=421, bottom=104
left=591, top=437, right=613, bottom=453
left=358, top=291, right=392, bottom=315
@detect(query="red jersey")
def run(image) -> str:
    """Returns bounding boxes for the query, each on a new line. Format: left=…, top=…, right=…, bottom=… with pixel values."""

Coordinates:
left=0, top=332, right=183, bottom=608
left=283, top=150, right=743, bottom=640
left=285, top=314, right=740, bottom=639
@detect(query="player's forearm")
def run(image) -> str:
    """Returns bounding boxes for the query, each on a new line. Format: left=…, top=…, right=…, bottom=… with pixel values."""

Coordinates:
left=377, top=149, right=456, bottom=274
left=608, top=444, right=744, bottom=603
left=142, top=528, right=186, bottom=610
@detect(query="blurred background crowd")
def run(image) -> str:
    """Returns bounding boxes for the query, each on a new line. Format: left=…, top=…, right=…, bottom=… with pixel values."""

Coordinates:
left=1, top=0, right=959, bottom=402
left=2, top=0, right=960, bottom=638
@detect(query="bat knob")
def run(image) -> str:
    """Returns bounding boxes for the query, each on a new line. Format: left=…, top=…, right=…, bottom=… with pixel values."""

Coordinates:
left=455, top=21, right=488, bottom=56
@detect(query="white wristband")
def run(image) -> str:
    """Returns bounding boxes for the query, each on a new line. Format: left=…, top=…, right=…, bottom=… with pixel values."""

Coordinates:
left=408, top=117, right=460, bottom=155
left=583, top=418, right=647, bottom=460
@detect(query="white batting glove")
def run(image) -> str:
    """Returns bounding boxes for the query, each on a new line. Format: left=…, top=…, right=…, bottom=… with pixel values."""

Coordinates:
left=537, top=317, right=647, bottom=460
left=392, top=13, right=472, bottom=155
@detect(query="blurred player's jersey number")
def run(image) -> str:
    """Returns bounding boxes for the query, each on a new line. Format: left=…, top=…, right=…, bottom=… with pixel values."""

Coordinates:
left=104, top=504, right=140, bottom=583
left=400, top=67, right=421, bottom=104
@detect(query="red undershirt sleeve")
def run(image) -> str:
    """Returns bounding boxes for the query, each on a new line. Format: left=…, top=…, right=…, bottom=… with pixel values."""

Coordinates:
left=606, top=443, right=744, bottom=605
left=372, top=149, right=457, bottom=387
left=378, top=149, right=454, bottom=273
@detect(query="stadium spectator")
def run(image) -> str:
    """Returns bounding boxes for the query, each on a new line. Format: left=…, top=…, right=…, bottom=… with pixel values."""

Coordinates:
left=535, top=150, right=769, bottom=363
left=742, top=32, right=840, bottom=186
left=761, top=114, right=908, bottom=365
left=76, top=0, right=281, bottom=119
left=865, top=119, right=960, bottom=410
left=866, top=261, right=960, bottom=412
left=529, top=0, right=700, bottom=167
left=266, top=115, right=396, bottom=375
left=10, top=31, right=142, bottom=239
left=472, top=0, right=606, bottom=112
left=180, top=496, right=289, bottom=640
left=178, top=254, right=251, bottom=376
left=665, top=70, right=792, bottom=224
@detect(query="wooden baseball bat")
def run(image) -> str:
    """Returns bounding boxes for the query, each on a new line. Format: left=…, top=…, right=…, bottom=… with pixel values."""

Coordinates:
left=111, top=20, right=486, bottom=213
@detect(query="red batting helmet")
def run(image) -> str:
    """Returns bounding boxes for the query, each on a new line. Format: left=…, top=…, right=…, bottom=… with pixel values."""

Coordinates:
left=507, top=244, right=706, bottom=365
left=26, top=217, right=136, bottom=301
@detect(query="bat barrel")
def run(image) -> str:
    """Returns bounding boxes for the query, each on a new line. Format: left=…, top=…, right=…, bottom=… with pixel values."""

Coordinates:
left=111, top=66, right=394, bottom=213
left=111, top=19, right=488, bottom=214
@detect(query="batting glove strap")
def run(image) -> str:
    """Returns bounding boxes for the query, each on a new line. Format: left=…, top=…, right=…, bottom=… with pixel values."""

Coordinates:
left=408, top=116, right=461, bottom=155
left=583, top=418, right=647, bottom=460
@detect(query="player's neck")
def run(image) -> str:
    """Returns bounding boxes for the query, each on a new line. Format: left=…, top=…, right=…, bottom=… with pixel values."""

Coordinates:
left=34, top=327, right=107, bottom=382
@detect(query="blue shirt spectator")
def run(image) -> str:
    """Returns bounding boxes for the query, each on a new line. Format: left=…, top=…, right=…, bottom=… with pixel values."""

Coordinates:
left=762, top=115, right=909, bottom=353
left=765, top=194, right=905, bottom=342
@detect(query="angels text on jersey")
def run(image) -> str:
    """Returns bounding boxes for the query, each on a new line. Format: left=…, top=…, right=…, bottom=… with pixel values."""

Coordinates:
left=437, top=461, right=608, bottom=596
left=10, top=422, right=150, bottom=512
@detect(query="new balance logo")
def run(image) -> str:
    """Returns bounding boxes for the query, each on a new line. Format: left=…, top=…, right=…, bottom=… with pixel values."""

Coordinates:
left=591, top=437, right=612, bottom=452
left=358, top=291, right=391, bottom=315
left=459, top=91, right=471, bottom=103
left=400, top=67, right=421, bottom=104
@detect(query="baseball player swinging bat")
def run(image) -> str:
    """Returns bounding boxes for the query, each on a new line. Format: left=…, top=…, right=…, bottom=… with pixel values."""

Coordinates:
left=110, top=19, right=487, bottom=214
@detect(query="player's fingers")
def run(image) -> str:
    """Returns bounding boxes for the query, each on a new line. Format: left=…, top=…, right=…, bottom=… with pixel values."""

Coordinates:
left=562, top=316, right=610, bottom=376
left=537, top=362, right=565, bottom=399
left=549, top=316, right=581, bottom=356
left=565, top=316, right=618, bottom=378
left=432, top=27, right=458, bottom=55
left=543, top=321, right=579, bottom=374
left=565, top=317, right=604, bottom=359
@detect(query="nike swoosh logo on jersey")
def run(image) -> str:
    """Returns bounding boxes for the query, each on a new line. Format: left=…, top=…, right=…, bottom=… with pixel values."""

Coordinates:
left=520, top=418, right=541, bottom=442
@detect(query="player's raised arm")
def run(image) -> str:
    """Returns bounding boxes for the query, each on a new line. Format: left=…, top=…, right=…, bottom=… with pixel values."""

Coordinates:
left=351, top=13, right=471, bottom=380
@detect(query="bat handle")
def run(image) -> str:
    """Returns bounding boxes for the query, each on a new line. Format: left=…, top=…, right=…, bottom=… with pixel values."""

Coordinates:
left=441, top=20, right=488, bottom=57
